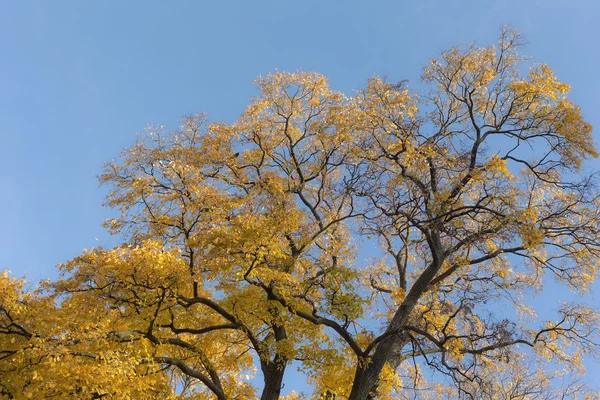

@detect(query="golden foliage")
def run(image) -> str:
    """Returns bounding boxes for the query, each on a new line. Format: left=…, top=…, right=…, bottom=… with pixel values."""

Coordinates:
left=2, top=28, right=599, bottom=399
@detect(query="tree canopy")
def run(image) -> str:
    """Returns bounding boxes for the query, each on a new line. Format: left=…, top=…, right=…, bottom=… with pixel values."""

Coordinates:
left=2, top=28, right=600, bottom=400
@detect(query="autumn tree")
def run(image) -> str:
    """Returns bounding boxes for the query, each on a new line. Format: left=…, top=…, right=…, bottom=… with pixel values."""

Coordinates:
left=2, top=28, right=600, bottom=399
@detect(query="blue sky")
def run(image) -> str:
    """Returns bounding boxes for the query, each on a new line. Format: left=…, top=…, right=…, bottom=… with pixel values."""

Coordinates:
left=2, top=0, right=600, bottom=392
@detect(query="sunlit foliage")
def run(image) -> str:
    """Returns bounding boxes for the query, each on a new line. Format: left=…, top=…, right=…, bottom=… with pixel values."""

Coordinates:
left=2, top=28, right=600, bottom=400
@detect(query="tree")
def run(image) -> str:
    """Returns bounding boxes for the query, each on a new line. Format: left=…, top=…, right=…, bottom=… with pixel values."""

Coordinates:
left=2, top=27, right=600, bottom=399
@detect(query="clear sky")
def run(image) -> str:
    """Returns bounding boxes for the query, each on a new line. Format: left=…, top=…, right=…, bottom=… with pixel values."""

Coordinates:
left=2, top=0, right=600, bottom=392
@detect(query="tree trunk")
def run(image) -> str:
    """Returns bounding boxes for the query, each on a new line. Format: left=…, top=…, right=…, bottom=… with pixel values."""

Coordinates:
left=260, top=361, right=286, bottom=400
left=348, top=290, right=429, bottom=399
left=348, top=244, right=445, bottom=399
left=347, top=335, right=409, bottom=400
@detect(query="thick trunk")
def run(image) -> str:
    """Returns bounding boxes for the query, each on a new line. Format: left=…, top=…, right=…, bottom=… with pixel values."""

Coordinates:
left=348, top=237, right=445, bottom=399
left=260, top=361, right=286, bottom=400
left=348, top=269, right=437, bottom=398
left=348, top=362, right=383, bottom=399
left=348, top=335, right=409, bottom=400
left=260, top=300, right=289, bottom=400
left=349, top=289, right=433, bottom=399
